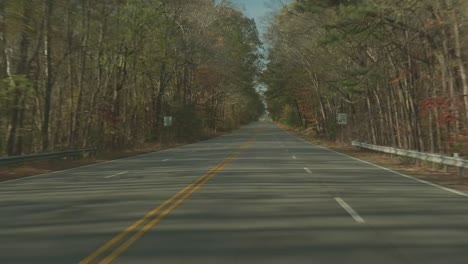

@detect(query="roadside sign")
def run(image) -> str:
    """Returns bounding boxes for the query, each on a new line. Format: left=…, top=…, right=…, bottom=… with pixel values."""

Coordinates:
left=164, top=116, right=173, bottom=127
left=337, top=113, right=347, bottom=125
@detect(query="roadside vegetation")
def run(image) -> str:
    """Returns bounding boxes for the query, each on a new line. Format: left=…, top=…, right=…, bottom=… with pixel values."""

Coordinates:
left=264, top=0, right=468, bottom=157
left=0, top=0, right=264, bottom=156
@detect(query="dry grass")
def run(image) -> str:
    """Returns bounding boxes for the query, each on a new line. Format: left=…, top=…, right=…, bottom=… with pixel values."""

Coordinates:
left=284, top=125, right=468, bottom=193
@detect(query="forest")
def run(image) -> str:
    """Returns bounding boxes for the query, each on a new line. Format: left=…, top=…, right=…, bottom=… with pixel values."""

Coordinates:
left=264, top=0, right=468, bottom=156
left=0, top=0, right=264, bottom=156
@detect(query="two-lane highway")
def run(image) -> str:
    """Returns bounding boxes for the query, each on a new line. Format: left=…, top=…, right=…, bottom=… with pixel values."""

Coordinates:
left=1, top=122, right=468, bottom=263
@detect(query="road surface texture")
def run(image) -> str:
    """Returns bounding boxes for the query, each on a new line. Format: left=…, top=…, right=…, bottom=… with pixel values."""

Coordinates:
left=1, top=122, right=468, bottom=264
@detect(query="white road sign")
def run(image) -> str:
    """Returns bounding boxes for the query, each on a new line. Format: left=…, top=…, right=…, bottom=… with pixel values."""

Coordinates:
left=337, top=113, right=347, bottom=125
left=164, top=116, right=173, bottom=127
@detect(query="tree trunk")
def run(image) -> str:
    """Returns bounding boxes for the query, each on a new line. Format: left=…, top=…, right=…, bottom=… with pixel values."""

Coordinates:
left=66, top=3, right=75, bottom=148
left=366, top=89, right=377, bottom=145
left=0, top=0, right=7, bottom=77
left=41, top=0, right=54, bottom=151
left=154, top=62, right=167, bottom=136
left=71, top=0, right=90, bottom=148
left=7, top=2, right=31, bottom=155
left=83, top=6, right=108, bottom=148
left=452, top=12, right=468, bottom=127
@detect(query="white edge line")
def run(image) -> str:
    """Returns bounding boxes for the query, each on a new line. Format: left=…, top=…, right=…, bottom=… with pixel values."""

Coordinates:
left=1, top=128, right=243, bottom=184
left=335, top=197, right=365, bottom=224
left=304, top=167, right=312, bottom=173
left=105, top=171, right=128, bottom=179
left=280, top=126, right=468, bottom=198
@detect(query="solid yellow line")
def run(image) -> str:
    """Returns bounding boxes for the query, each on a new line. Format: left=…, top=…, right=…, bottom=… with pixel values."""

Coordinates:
left=80, top=138, right=253, bottom=264
left=99, top=141, right=253, bottom=264
left=79, top=160, right=227, bottom=264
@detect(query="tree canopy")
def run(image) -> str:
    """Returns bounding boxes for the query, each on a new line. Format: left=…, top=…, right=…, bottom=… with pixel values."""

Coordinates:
left=263, top=0, right=468, bottom=155
left=0, top=0, right=264, bottom=155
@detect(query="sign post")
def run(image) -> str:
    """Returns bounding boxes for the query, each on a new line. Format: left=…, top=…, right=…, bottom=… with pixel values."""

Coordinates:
left=161, top=116, right=173, bottom=145
left=337, top=113, right=347, bottom=142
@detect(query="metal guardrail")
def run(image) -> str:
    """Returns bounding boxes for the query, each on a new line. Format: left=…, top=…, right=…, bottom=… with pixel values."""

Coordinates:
left=352, top=141, right=467, bottom=176
left=0, top=148, right=96, bottom=166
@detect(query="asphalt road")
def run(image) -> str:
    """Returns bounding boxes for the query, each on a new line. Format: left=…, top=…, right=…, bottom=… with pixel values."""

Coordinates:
left=1, top=121, right=468, bottom=264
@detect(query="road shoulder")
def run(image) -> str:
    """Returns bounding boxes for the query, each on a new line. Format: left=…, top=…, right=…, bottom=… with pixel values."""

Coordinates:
left=282, top=125, right=468, bottom=194
left=0, top=133, right=222, bottom=183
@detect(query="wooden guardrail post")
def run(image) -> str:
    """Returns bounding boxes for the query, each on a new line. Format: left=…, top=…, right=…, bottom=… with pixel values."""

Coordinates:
left=454, top=153, right=464, bottom=177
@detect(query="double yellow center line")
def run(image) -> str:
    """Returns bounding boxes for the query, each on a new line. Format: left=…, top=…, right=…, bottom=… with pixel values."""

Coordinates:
left=79, top=138, right=254, bottom=264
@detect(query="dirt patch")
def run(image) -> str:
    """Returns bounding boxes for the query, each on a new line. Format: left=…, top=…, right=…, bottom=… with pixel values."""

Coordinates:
left=283, top=125, right=468, bottom=194
left=0, top=159, right=98, bottom=182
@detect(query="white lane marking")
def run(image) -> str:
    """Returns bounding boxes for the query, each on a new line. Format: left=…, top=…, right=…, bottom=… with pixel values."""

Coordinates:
left=0, top=129, right=235, bottom=184
left=162, top=159, right=170, bottom=162
left=335, top=197, right=365, bottom=224
left=304, top=167, right=312, bottom=173
left=105, top=171, right=128, bottom=179
left=292, top=156, right=297, bottom=160
left=281, top=127, right=468, bottom=198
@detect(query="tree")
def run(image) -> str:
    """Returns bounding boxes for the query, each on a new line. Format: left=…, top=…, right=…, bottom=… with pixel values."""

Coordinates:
left=0, top=0, right=264, bottom=155
left=264, top=0, right=468, bottom=155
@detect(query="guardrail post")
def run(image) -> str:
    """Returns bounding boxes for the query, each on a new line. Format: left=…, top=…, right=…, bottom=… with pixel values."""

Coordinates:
left=453, top=153, right=464, bottom=177
left=350, top=142, right=468, bottom=176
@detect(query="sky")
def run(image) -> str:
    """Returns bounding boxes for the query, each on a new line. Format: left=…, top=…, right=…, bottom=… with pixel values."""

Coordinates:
left=227, top=0, right=292, bottom=39
left=225, top=1, right=293, bottom=93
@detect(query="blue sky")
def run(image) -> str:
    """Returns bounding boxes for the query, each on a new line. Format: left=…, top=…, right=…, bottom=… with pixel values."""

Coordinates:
left=224, top=0, right=293, bottom=92
left=228, top=0, right=292, bottom=39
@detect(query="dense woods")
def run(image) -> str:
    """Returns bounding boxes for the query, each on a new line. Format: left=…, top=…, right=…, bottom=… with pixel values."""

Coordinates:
left=264, top=0, right=468, bottom=156
left=0, top=0, right=264, bottom=156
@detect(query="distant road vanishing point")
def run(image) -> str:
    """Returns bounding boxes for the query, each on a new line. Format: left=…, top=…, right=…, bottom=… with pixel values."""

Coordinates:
left=1, top=121, right=468, bottom=264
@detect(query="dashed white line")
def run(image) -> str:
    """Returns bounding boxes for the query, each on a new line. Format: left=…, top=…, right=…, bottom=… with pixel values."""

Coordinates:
left=162, top=159, right=170, bottom=162
left=0, top=139, right=202, bottom=184
left=281, top=127, right=468, bottom=198
left=304, top=167, right=312, bottom=173
left=335, top=197, right=365, bottom=224
left=105, top=171, right=128, bottom=179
